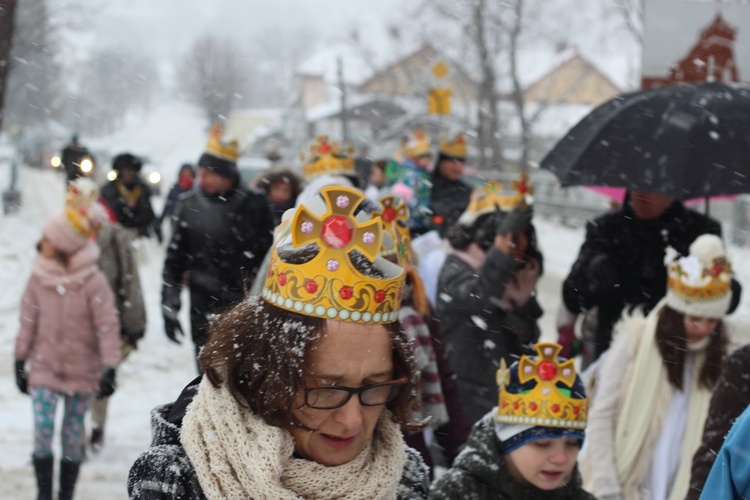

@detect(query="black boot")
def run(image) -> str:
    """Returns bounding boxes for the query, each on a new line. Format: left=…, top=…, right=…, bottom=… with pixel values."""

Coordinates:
left=32, top=455, right=54, bottom=500
left=59, top=459, right=80, bottom=500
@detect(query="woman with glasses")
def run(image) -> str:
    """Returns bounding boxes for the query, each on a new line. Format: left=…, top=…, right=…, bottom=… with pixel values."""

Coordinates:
left=127, top=187, right=429, bottom=499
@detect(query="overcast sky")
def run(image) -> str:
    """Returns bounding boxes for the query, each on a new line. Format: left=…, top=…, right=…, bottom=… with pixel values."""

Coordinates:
left=71, top=0, right=404, bottom=63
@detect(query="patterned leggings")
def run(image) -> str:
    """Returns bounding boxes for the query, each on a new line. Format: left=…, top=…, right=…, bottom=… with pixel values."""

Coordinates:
left=30, top=387, right=92, bottom=463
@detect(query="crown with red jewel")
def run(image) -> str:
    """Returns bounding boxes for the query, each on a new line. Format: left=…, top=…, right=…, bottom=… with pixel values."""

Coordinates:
left=458, top=174, right=534, bottom=225
left=205, top=123, right=239, bottom=162
left=495, top=342, right=588, bottom=430
left=666, top=234, right=732, bottom=318
left=302, top=135, right=355, bottom=180
left=65, top=178, right=106, bottom=237
left=370, top=195, right=412, bottom=262
left=402, top=128, right=432, bottom=159
left=439, top=132, right=467, bottom=160
left=262, top=186, right=405, bottom=324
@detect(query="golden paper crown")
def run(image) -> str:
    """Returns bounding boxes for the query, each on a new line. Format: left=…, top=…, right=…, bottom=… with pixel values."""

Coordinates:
left=667, top=256, right=732, bottom=302
left=439, top=133, right=468, bottom=159
left=371, top=195, right=412, bottom=262
left=65, top=178, right=104, bottom=237
left=205, top=123, right=239, bottom=162
left=402, top=128, right=432, bottom=159
left=262, top=186, right=405, bottom=323
left=459, top=174, right=534, bottom=225
left=302, top=135, right=355, bottom=180
left=495, top=342, right=588, bottom=430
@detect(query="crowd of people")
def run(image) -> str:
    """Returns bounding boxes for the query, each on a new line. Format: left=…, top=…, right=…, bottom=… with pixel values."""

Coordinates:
left=11, top=125, right=750, bottom=499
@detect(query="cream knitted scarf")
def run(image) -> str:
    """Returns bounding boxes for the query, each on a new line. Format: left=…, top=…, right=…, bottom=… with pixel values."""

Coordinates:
left=614, top=299, right=713, bottom=500
left=181, top=376, right=407, bottom=500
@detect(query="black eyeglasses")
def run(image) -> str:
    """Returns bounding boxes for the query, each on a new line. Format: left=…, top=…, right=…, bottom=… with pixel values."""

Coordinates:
left=303, top=376, right=408, bottom=410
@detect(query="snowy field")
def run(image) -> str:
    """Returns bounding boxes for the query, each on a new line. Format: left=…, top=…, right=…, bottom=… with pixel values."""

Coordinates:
left=2, top=154, right=750, bottom=497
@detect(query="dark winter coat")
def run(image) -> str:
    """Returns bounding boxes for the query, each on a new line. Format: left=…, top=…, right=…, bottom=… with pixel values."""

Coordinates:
left=100, top=180, right=160, bottom=239
left=562, top=199, right=741, bottom=360
left=430, top=413, right=595, bottom=500
left=430, top=172, right=472, bottom=237
left=404, top=314, right=471, bottom=474
left=686, top=344, right=750, bottom=500
left=162, top=186, right=273, bottom=346
left=161, top=183, right=190, bottom=225
left=128, top=378, right=430, bottom=500
left=436, top=247, right=542, bottom=425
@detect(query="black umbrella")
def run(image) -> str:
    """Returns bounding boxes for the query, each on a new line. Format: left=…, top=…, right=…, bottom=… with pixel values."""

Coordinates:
left=540, top=81, right=750, bottom=200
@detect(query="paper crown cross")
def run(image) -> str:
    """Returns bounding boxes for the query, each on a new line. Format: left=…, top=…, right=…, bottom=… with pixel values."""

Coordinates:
left=302, top=135, right=355, bottom=180
left=495, top=342, right=588, bottom=430
left=666, top=234, right=732, bottom=318
left=458, top=174, right=534, bottom=225
left=65, top=178, right=105, bottom=238
left=439, top=133, right=467, bottom=159
left=205, top=123, right=239, bottom=162
left=402, top=128, right=432, bottom=159
left=371, top=195, right=412, bottom=262
left=262, top=186, right=405, bottom=324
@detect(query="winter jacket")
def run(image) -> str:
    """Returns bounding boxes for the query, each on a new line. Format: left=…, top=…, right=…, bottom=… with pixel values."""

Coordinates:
left=128, top=378, right=430, bottom=500
left=687, top=344, right=750, bottom=500
left=436, top=246, right=542, bottom=425
left=100, top=179, right=160, bottom=239
left=162, top=186, right=274, bottom=343
left=14, top=242, right=121, bottom=394
left=699, top=404, right=750, bottom=500
left=429, top=172, right=471, bottom=237
left=430, top=412, right=595, bottom=500
left=97, top=223, right=146, bottom=344
left=562, top=199, right=740, bottom=360
left=160, top=183, right=191, bottom=225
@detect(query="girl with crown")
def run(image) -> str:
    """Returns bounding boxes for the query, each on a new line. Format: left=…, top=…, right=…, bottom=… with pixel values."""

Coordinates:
left=14, top=179, right=121, bottom=500
left=431, top=342, right=595, bottom=499
left=129, top=187, right=430, bottom=499
left=436, top=178, right=544, bottom=425
left=582, top=234, right=733, bottom=500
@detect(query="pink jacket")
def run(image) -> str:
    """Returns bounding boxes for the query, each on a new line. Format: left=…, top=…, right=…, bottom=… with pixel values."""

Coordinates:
left=14, top=242, right=121, bottom=394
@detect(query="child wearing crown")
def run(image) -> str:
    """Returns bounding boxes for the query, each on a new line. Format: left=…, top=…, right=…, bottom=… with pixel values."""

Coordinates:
left=582, top=234, right=733, bottom=500
left=14, top=179, right=121, bottom=500
left=431, top=342, right=595, bottom=499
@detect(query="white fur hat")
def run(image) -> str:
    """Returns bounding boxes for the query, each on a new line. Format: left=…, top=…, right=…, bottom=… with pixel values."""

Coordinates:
left=666, top=234, right=732, bottom=319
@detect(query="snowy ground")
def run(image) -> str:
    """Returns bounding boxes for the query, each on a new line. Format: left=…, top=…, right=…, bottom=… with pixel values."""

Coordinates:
left=2, top=128, right=750, bottom=498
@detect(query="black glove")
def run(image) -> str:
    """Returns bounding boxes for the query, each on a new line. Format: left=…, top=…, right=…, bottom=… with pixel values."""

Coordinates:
left=496, top=203, right=533, bottom=237
left=15, top=359, right=28, bottom=394
left=97, top=367, right=117, bottom=399
left=162, top=284, right=184, bottom=344
left=587, top=253, right=621, bottom=296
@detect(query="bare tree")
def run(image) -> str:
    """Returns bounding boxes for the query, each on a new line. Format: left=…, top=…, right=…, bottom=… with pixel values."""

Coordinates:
left=0, top=0, right=18, bottom=135
left=177, top=35, right=251, bottom=123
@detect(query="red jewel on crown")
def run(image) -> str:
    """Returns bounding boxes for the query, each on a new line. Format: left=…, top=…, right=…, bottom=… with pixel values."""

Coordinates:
left=538, top=360, right=557, bottom=381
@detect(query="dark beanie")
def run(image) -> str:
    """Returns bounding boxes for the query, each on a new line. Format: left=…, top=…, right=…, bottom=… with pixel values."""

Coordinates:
left=198, top=152, right=237, bottom=180
left=113, top=153, right=142, bottom=172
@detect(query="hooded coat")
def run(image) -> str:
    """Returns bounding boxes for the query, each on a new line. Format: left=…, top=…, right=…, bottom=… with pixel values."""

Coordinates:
left=14, top=242, right=121, bottom=394
left=436, top=246, right=542, bottom=425
left=127, top=378, right=430, bottom=500
left=430, top=413, right=595, bottom=500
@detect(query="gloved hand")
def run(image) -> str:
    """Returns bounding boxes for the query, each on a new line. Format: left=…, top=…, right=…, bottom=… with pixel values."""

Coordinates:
left=97, top=367, right=117, bottom=399
left=587, top=253, right=621, bottom=296
left=162, top=285, right=184, bottom=344
left=15, top=359, right=28, bottom=394
left=557, top=324, right=581, bottom=360
left=496, top=203, right=533, bottom=238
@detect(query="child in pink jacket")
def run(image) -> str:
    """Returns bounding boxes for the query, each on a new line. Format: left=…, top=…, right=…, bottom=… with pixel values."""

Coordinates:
left=14, top=180, right=121, bottom=500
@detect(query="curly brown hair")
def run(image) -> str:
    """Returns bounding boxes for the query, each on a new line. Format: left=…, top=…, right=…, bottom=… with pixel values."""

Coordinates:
left=655, top=305, right=729, bottom=390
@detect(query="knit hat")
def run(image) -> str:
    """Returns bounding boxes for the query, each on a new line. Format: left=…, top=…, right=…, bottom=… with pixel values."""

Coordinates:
left=112, top=153, right=143, bottom=172
left=42, top=178, right=108, bottom=254
left=494, top=342, right=588, bottom=454
left=198, top=123, right=240, bottom=180
left=666, top=234, right=732, bottom=319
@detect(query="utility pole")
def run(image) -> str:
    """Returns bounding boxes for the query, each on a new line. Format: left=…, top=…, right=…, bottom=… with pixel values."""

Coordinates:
left=337, top=57, right=349, bottom=144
